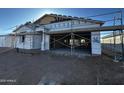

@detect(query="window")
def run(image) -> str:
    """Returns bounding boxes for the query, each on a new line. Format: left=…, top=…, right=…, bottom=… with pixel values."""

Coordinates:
left=69, top=39, right=80, bottom=46
left=64, top=40, right=67, bottom=43
left=20, top=35, right=25, bottom=43
left=81, top=39, right=85, bottom=43
left=74, top=39, right=80, bottom=46
left=69, top=39, right=73, bottom=45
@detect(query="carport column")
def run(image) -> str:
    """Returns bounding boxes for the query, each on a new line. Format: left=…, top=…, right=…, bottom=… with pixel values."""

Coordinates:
left=41, top=30, right=50, bottom=51
left=44, top=34, right=50, bottom=50
left=91, top=32, right=101, bottom=55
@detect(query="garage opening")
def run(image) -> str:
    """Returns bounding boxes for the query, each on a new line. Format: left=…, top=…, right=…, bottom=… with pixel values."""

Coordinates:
left=50, top=32, right=91, bottom=55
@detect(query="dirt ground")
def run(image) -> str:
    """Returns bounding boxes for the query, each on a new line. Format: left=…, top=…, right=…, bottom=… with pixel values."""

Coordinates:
left=0, top=48, right=124, bottom=85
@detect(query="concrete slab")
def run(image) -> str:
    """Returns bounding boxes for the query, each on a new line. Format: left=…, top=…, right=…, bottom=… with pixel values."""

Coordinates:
left=48, top=48, right=91, bottom=58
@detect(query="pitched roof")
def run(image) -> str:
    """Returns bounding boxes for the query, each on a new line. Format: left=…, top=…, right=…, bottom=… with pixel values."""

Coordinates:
left=13, top=14, right=105, bottom=32
left=13, top=21, right=33, bottom=32
left=33, top=13, right=105, bottom=25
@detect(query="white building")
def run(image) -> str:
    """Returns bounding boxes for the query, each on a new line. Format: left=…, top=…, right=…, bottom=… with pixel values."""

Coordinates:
left=0, top=14, right=104, bottom=55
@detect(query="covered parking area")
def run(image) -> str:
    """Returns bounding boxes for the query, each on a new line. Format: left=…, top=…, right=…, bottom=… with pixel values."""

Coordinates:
left=49, top=32, right=91, bottom=56
left=42, top=25, right=124, bottom=56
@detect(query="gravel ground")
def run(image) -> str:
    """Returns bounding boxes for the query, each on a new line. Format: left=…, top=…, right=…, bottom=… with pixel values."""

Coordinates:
left=0, top=48, right=124, bottom=85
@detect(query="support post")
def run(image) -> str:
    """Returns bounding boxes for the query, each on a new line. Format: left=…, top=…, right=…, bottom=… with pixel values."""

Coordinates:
left=41, top=29, right=45, bottom=51
left=71, top=32, right=74, bottom=55
left=41, top=28, right=50, bottom=51
left=53, top=35, right=55, bottom=49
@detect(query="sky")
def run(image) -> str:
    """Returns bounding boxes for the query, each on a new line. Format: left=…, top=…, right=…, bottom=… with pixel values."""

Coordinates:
left=0, top=8, right=124, bottom=36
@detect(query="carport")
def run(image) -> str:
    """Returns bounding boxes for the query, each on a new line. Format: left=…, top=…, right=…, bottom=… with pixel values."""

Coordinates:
left=50, top=32, right=91, bottom=55
left=42, top=24, right=124, bottom=56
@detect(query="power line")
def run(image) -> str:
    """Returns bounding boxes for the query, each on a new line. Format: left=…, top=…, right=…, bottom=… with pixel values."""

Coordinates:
left=85, top=11, right=121, bottom=18
left=104, top=18, right=121, bottom=22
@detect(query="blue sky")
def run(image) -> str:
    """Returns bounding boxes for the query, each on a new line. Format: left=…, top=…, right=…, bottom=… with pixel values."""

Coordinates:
left=0, top=8, right=124, bottom=36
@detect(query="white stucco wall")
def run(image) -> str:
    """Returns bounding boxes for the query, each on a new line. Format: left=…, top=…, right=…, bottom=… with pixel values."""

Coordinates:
left=44, top=34, right=50, bottom=50
left=15, top=35, right=42, bottom=49
left=33, top=35, right=42, bottom=49
left=41, top=33, right=50, bottom=51
left=0, top=36, right=6, bottom=47
left=0, top=34, right=42, bottom=50
left=0, top=35, right=14, bottom=48
left=15, top=35, right=33, bottom=49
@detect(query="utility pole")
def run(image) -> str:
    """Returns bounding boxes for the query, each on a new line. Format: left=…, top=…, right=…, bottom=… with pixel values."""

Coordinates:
left=113, top=16, right=117, bottom=62
left=120, top=10, right=124, bottom=61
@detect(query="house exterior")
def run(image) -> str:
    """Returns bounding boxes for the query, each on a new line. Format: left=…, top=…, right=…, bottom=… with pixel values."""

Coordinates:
left=0, top=14, right=104, bottom=55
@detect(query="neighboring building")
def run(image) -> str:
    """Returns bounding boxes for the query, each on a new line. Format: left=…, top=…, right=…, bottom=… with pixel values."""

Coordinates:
left=0, top=14, right=104, bottom=55
left=102, top=33, right=123, bottom=44
left=102, top=32, right=123, bottom=52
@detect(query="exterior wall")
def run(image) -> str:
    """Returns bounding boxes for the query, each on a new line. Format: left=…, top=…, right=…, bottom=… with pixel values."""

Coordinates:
left=44, top=20, right=100, bottom=32
left=33, top=35, right=42, bottom=49
left=12, top=25, right=41, bottom=49
left=5, top=36, right=14, bottom=47
left=44, top=34, right=50, bottom=50
left=102, top=35, right=122, bottom=44
left=16, top=35, right=33, bottom=49
left=41, top=33, right=50, bottom=51
left=91, top=32, right=101, bottom=55
left=0, top=35, right=42, bottom=50
left=0, top=36, right=6, bottom=47
left=0, top=35, right=14, bottom=48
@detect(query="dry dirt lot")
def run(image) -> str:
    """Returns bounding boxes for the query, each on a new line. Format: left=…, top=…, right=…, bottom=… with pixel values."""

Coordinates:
left=0, top=48, right=124, bottom=85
